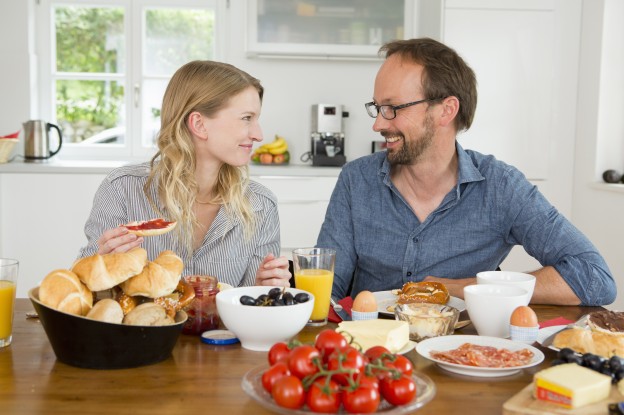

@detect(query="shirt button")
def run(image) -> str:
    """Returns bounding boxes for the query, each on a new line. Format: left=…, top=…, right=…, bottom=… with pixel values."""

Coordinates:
left=407, top=272, right=412, bottom=276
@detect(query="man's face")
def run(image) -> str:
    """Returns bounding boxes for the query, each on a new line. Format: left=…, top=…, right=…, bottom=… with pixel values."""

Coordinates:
left=372, top=55, right=436, bottom=165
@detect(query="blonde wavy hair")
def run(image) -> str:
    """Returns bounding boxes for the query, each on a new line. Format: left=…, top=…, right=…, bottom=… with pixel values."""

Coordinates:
left=145, top=60, right=264, bottom=254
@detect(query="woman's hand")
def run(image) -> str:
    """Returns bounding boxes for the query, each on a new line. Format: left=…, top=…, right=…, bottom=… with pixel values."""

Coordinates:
left=255, top=253, right=291, bottom=287
left=97, top=226, right=144, bottom=255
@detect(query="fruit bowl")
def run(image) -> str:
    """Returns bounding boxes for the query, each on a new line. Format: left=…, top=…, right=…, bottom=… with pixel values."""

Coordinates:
left=251, top=135, right=290, bottom=165
left=251, top=150, right=290, bottom=165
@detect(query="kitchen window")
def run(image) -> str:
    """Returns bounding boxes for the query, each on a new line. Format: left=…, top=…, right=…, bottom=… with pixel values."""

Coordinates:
left=35, top=0, right=224, bottom=161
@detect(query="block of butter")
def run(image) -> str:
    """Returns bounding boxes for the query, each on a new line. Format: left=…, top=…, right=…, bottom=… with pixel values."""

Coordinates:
left=533, top=363, right=611, bottom=409
left=337, top=319, right=409, bottom=353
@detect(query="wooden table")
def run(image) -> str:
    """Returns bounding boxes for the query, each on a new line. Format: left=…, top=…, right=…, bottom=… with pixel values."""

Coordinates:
left=0, top=299, right=597, bottom=415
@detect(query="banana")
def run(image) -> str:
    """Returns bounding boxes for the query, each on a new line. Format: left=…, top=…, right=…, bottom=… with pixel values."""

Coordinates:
left=254, top=146, right=270, bottom=154
left=268, top=143, right=288, bottom=155
left=262, top=135, right=286, bottom=150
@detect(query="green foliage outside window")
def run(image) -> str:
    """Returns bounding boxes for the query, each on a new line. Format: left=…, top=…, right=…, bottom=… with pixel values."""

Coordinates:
left=53, top=5, right=215, bottom=143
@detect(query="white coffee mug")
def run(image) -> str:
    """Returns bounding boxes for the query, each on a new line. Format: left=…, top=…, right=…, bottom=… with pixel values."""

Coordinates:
left=464, top=284, right=529, bottom=338
left=325, top=145, right=340, bottom=157
left=476, top=271, right=535, bottom=305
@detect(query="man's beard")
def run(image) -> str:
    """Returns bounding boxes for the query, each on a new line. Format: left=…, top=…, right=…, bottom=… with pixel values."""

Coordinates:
left=387, top=113, right=435, bottom=165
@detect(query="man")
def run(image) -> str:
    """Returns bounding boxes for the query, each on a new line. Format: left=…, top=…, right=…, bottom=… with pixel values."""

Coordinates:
left=317, top=38, right=616, bottom=306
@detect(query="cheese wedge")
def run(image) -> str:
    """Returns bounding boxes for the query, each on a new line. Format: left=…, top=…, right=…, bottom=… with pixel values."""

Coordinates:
left=533, top=363, right=611, bottom=409
left=337, top=319, right=409, bottom=353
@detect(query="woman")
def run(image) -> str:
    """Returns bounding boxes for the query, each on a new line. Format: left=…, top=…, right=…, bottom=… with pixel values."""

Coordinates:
left=78, top=60, right=291, bottom=287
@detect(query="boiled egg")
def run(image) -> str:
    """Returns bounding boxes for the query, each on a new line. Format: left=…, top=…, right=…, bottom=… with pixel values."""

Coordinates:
left=510, top=305, right=538, bottom=327
left=352, top=290, right=377, bottom=313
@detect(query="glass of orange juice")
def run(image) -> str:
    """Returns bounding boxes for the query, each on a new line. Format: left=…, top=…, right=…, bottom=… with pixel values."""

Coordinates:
left=0, top=258, right=19, bottom=348
left=292, top=248, right=335, bottom=326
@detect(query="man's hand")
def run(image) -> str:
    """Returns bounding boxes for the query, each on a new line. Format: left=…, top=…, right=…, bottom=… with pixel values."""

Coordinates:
left=422, top=275, right=476, bottom=299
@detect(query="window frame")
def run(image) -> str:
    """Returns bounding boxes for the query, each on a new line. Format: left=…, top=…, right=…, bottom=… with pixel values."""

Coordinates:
left=36, top=0, right=225, bottom=162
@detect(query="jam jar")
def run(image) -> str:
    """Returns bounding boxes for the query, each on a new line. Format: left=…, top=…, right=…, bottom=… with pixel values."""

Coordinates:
left=182, top=275, right=220, bottom=335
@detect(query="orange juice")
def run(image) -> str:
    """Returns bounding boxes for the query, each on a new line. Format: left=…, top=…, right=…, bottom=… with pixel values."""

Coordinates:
left=0, top=280, right=16, bottom=340
left=295, top=269, right=333, bottom=322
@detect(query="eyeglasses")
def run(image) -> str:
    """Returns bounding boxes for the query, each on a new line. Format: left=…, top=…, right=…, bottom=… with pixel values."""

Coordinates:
left=364, top=98, right=442, bottom=120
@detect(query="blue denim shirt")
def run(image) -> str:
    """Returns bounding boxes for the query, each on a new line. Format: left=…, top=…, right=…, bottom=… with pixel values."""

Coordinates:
left=317, top=142, right=616, bottom=306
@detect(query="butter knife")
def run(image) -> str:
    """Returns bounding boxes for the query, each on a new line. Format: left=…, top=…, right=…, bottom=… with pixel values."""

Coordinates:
left=330, top=298, right=351, bottom=321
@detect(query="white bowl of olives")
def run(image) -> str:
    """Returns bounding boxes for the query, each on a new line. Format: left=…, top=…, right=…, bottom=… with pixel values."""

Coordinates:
left=216, top=286, right=314, bottom=351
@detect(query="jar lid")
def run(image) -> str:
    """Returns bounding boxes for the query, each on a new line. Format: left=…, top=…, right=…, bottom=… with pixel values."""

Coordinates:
left=201, top=330, right=239, bottom=345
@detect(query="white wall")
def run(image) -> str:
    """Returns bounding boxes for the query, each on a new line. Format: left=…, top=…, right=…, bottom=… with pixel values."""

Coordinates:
left=573, top=0, right=624, bottom=310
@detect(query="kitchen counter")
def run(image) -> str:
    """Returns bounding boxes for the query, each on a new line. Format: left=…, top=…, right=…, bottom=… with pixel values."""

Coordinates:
left=0, top=159, right=342, bottom=177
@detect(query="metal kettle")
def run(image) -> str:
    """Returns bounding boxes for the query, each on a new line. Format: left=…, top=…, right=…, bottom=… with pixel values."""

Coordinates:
left=23, top=120, right=63, bottom=162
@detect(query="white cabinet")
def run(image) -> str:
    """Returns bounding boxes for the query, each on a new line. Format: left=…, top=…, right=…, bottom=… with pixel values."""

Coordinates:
left=251, top=175, right=337, bottom=257
left=442, top=0, right=580, bottom=181
left=246, top=0, right=417, bottom=58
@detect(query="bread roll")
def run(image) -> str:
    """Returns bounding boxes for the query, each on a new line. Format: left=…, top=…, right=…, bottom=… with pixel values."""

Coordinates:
left=553, top=327, right=624, bottom=358
left=123, top=219, right=177, bottom=237
left=123, top=302, right=175, bottom=326
left=39, top=269, right=93, bottom=316
left=119, top=250, right=183, bottom=298
left=587, top=310, right=624, bottom=336
left=86, top=299, right=124, bottom=324
left=71, top=247, right=148, bottom=291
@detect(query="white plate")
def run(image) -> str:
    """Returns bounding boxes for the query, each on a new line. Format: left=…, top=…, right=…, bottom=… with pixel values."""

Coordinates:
left=536, top=325, right=572, bottom=352
left=416, top=335, right=544, bottom=377
left=242, top=364, right=436, bottom=415
left=373, top=290, right=466, bottom=316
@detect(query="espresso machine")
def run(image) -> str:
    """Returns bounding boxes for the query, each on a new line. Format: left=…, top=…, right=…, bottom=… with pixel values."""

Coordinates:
left=310, top=104, right=347, bottom=167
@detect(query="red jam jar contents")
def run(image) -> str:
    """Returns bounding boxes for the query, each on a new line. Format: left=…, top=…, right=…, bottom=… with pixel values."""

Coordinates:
left=182, top=275, right=220, bottom=335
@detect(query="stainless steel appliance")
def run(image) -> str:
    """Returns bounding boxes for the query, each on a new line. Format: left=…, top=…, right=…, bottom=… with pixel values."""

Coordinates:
left=23, top=120, right=63, bottom=162
left=310, top=104, right=347, bottom=167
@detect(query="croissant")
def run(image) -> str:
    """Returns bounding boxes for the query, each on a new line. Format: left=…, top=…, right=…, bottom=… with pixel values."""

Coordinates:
left=552, top=327, right=624, bottom=358
left=119, top=250, right=184, bottom=298
left=39, top=269, right=93, bottom=316
left=71, top=247, right=148, bottom=292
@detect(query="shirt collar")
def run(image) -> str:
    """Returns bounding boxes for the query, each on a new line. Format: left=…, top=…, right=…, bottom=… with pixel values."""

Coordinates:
left=379, top=141, right=485, bottom=191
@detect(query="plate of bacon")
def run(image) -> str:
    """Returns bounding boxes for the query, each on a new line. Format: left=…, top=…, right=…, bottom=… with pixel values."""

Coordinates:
left=416, top=335, right=544, bottom=377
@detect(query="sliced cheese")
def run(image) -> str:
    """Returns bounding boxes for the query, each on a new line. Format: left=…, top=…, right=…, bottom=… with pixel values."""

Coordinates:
left=337, top=319, right=409, bottom=353
left=533, top=363, right=611, bottom=409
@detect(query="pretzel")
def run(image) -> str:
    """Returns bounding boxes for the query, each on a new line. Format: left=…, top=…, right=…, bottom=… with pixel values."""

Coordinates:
left=154, top=280, right=195, bottom=318
left=396, top=281, right=449, bottom=305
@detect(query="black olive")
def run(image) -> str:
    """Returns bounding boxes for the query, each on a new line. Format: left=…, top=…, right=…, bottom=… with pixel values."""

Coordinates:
left=558, top=348, right=577, bottom=362
left=582, top=353, right=602, bottom=371
left=255, top=294, right=271, bottom=306
left=600, top=364, right=613, bottom=377
left=615, top=368, right=624, bottom=382
left=294, top=293, right=310, bottom=303
left=567, top=354, right=583, bottom=366
left=550, top=358, right=566, bottom=366
left=240, top=295, right=256, bottom=306
left=268, top=287, right=282, bottom=300
left=273, top=298, right=285, bottom=306
left=610, top=356, right=623, bottom=372
left=603, top=169, right=622, bottom=184
left=282, top=292, right=294, bottom=305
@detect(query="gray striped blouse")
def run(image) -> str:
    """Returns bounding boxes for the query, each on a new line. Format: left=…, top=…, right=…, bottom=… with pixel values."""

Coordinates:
left=78, top=162, right=281, bottom=287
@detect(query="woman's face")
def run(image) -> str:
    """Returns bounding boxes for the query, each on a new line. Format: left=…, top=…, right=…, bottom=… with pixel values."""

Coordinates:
left=197, top=86, right=263, bottom=167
